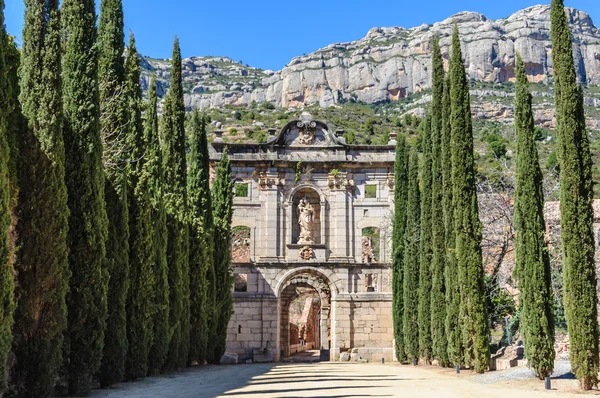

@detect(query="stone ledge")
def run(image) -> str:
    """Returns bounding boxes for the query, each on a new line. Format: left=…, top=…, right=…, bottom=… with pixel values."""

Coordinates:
left=333, top=293, right=393, bottom=302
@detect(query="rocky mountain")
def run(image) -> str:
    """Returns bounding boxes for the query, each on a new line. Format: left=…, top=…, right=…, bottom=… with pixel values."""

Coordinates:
left=140, top=5, right=600, bottom=111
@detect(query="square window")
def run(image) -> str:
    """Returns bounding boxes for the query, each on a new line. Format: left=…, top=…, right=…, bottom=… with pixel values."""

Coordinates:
left=365, top=184, right=377, bottom=199
left=234, top=273, right=248, bottom=292
left=235, top=183, right=249, bottom=197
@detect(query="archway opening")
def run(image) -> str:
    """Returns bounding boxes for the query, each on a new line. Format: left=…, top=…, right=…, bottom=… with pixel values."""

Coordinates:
left=286, top=287, right=321, bottom=359
left=232, top=226, right=251, bottom=263
left=361, top=227, right=381, bottom=263
left=279, top=275, right=331, bottom=362
left=291, top=188, right=321, bottom=244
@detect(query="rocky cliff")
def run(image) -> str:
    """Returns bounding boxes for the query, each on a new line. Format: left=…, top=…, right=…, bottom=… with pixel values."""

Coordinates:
left=141, top=5, right=600, bottom=110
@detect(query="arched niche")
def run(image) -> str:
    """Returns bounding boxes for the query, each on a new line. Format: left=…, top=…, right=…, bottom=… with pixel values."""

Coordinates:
left=361, top=227, right=381, bottom=263
left=291, top=187, right=322, bottom=245
left=231, top=226, right=251, bottom=263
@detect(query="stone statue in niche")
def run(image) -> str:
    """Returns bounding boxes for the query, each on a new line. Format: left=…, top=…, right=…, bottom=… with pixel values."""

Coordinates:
left=297, top=198, right=315, bottom=244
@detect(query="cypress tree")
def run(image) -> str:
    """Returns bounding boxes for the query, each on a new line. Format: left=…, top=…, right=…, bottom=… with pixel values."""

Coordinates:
left=0, top=3, right=16, bottom=392
left=124, top=33, right=155, bottom=380
left=403, top=150, right=420, bottom=364
left=449, top=24, right=489, bottom=373
left=146, top=76, right=171, bottom=374
left=513, top=54, right=555, bottom=379
left=429, top=37, right=448, bottom=367
left=188, top=110, right=214, bottom=364
left=551, top=0, right=599, bottom=389
left=211, top=149, right=235, bottom=362
left=392, top=134, right=409, bottom=363
left=11, top=0, right=70, bottom=395
left=161, top=37, right=190, bottom=371
left=61, top=0, right=109, bottom=392
left=443, top=73, right=461, bottom=367
left=418, top=114, right=433, bottom=363
left=96, top=0, right=128, bottom=387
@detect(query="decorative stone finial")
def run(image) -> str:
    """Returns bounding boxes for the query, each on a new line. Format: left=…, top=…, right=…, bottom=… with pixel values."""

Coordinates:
left=299, top=111, right=312, bottom=122
left=335, top=129, right=346, bottom=144
left=268, top=127, right=277, bottom=137
left=388, top=131, right=397, bottom=145
left=214, top=130, right=224, bottom=143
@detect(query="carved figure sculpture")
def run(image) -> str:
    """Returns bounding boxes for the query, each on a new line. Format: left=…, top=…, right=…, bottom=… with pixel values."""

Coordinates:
left=297, top=198, right=315, bottom=244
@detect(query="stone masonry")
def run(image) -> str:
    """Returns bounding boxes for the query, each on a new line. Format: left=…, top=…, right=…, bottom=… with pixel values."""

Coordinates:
left=210, top=113, right=396, bottom=362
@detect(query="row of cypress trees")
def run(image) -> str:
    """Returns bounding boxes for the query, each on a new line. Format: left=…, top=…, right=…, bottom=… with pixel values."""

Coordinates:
left=393, top=26, right=489, bottom=373
left=393, top=2, right=600, bottom=388
left=0, top=0, right=235, bottom=395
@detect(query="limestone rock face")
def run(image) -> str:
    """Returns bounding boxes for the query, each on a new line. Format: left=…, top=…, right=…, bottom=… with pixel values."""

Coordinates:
left=141, top=5, right=600, bottom=109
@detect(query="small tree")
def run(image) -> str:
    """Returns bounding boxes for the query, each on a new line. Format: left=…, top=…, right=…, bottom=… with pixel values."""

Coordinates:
left=97, top=0, right=128, bottom=387
left=210, top=149, right=235, bottom=362
left=551, top=0, right=599, bottom=389
left=429, top=36, right=449, bottom=367
left=449, top=24, right=488, bottom=373
left=12, top=0, right=70, bottom=394
left=513, top=54, right=555, bottom=378
left=124, top=33, right=155, bottom=381
left=403, top=150, right=420, bottom=363
left=392, top=134, right=409, bottom=363
left=418, top=114, right=433, bottom=363
left=188, top=109, right=214, bottom=364
left=161, top=37, right=190, bottom=371
left=0, top=6, right=16, bottom=393
left=146, top=76, right=171, bottom=374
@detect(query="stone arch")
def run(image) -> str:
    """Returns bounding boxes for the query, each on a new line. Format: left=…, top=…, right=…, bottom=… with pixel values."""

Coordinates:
left=287, top=183, right=326, bottom=204
left=276, top=268, right=335, bottom=360
left=275, top=267, right=338, bottom=299
left=231, top=221, right=256, bottom=262
left=357, top=218, right=388, bottom=263
left=361, top=227, right=381, bottom=264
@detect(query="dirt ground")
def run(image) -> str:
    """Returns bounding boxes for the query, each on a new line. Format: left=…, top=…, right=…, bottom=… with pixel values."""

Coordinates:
left=90, top=362, right=600, bottom=397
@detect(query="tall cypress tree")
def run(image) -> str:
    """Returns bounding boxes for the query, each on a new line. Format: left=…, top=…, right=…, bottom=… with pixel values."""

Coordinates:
left=146, top=76, right=171, bottom=375
left=188, top=110, right=214, bottom=364
left=11, top=0, right=70, bottom=395
left=211, top=149, right=235, bottom=362
left=403, top=150, right=420, bottom=364
left=443, top=73, right=461, bottom=367
left=551, top=0, right=599, bottom=389
left=449, top=24, right=489, bottom=373
left=124, top=33, right=155, bottom=380
left=61, top=0, right=109, bottom=392
left=418, top=114, right=433, bottom=363
left=429, top=37, right=448, bottom=367
left=0, top=3, right=16, bottom=392
left=392, top=134, right=409, bottom=363
left=161, top=37, right=190, bottom=371
left=96, top=0, right=128, bottom=387
left=513, top=54, right=555, bottom=379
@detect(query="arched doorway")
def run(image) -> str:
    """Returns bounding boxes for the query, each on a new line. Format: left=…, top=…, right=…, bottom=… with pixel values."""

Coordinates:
left=277, top=270, right=332, bottom=361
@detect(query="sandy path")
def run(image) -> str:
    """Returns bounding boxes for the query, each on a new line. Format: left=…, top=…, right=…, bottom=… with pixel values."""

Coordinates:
left=90, top=362, right=592, bottom=397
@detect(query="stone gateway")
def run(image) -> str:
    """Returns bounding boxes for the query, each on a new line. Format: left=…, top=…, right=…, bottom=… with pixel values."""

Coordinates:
left=210, top=113, right=396, bottom=363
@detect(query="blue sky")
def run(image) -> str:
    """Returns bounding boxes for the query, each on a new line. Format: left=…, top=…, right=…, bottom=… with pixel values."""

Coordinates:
left=4, top=0, right=599, bottom=70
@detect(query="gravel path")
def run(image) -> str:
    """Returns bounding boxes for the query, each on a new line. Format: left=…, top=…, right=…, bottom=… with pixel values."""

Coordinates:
left=470, top=360, right=573, bottom=384
left=89, top=362, right=583, bottom=398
